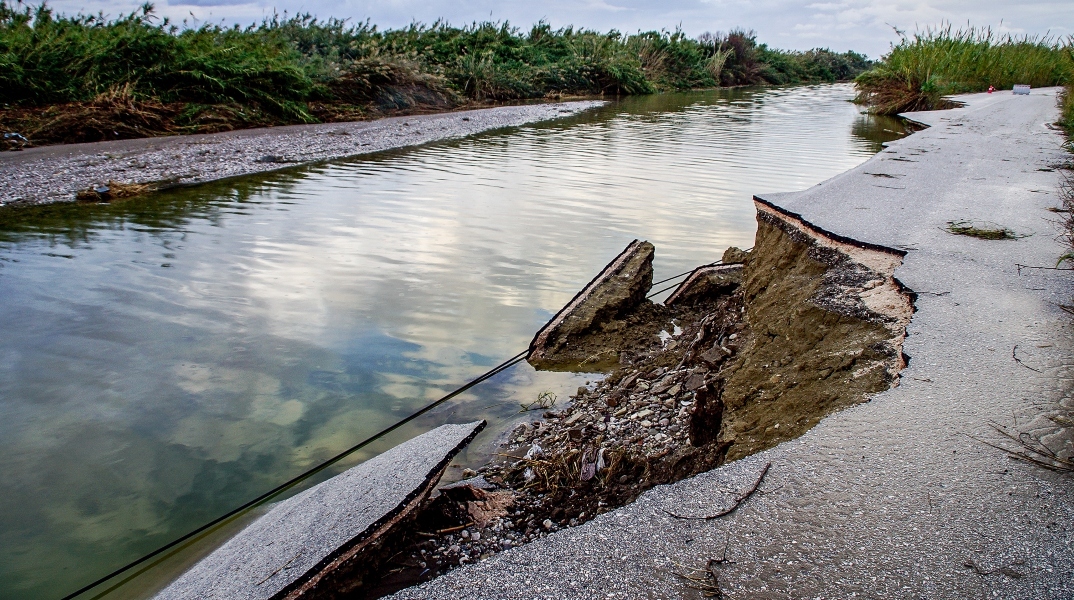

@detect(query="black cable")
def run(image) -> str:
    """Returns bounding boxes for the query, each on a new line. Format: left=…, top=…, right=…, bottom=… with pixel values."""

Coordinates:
left=59, top=350, right=529, bottom=600
left=648, top=282, right=684, bottom=298
left=650, top=268, right=696, bottom=287
left=60, top=254, right=743, bottom=599
left=649, top=265, right=707, bottom=298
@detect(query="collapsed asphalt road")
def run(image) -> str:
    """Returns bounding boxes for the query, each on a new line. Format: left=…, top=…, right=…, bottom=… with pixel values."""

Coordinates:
left=388, top=88, right=1074, bottom=599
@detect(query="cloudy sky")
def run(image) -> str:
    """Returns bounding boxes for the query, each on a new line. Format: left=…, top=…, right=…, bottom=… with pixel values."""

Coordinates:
left=42, top=0, right=1074, bottom=58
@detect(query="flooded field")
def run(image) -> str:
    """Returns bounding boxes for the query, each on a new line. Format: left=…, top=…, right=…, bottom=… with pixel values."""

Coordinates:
left=0, top=83, right=907, bottom=599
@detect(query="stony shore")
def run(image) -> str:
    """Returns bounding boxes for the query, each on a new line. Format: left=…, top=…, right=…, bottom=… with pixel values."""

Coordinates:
left=0, top=101, right=603, bottom=208
left=386, top=89, right=1074, bottom=599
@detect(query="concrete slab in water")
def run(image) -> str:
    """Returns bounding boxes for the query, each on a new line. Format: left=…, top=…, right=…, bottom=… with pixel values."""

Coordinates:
left=664, top=263, right=742, bottom=306
left=155, top=420, right=484, bottom=600
left=527, top=239, right=654, bottom=368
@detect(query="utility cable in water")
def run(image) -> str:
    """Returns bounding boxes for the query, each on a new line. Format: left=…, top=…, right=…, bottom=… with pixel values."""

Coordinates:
left=60, top=261, right=707, bottom=599
left=59, top=350, right=528, bottom=600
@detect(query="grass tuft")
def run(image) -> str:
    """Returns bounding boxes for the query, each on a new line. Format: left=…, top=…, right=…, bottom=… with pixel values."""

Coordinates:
left=1061, top=84, right=1074, bottom=136
left=945, top=220, right=1021, bottom=240
left=75, top=180, right=153, bottom=202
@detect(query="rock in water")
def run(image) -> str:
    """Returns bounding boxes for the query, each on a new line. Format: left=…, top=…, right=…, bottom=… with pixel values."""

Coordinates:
left=527, top=240, right=654, bottom=369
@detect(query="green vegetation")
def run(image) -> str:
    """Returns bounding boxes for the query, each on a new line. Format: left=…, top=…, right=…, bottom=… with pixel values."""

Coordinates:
left=0, top=2, right=871, bottom=146
left=1061, top=84, right=1074, bottom=135
left=855, top=25, right=1073, bottom=115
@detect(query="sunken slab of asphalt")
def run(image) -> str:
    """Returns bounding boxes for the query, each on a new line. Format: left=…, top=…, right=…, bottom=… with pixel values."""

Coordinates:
left=388, top=89, right=1074, bottom=599
left=0, top=101, right=603, bottom=207
left=154, top=421, right=484, bottom=600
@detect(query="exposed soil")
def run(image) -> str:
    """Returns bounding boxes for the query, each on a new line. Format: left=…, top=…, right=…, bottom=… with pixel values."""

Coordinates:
left=348, top=199, right=914, bottom=599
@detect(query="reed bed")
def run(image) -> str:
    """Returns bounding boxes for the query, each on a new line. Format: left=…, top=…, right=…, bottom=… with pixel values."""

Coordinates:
left=1061, top=84, right=1074, bottom=135
left=0, top=2, right=871, bottom=146
left=855, top=25, right=1073, bottom=115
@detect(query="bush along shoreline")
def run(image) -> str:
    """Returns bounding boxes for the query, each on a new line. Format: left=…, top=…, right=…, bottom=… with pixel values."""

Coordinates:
left=0, top=2, right=872, bottom=148
left=853, top=25, right=1073, bottom=117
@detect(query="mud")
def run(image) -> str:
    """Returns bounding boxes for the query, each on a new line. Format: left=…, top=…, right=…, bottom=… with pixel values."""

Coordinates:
left=353, top=199, right=914, bottom=598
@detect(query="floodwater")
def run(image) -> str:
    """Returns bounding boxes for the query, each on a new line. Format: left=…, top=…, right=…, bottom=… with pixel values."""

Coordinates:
left=0, top=83, right=907, bottom=600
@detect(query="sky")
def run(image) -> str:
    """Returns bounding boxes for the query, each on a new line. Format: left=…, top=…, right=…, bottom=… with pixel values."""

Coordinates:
left=37, top=0, right=1074, bottom=58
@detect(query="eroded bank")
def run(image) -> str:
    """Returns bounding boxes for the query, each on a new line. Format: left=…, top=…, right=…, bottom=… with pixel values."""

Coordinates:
left=384, top=87, right=1074, bottom=600
left=362, top=191, right=916, bottom=596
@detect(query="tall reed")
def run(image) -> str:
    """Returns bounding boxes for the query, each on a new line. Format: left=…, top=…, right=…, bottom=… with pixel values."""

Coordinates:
left=1061, top=84, right=1074, bottom=136
left=0, top=3, right=873, bottom=146
left=855, top=25, right=1073, bottom=115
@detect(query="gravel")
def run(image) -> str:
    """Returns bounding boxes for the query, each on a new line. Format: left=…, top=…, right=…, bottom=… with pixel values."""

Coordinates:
left=0, top=101, right=604, bottom=207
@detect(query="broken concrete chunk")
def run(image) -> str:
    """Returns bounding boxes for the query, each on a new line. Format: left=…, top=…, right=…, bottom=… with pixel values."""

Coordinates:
left=563, top=412, right=586, bottom=426
left=650, top=379, right=674, bottom=395
left=665, top=264, right=744, bottom=307
left=699, top=345, right=731, bottom=367
left=528, top=240, right=654, bottom=369
left=154, top=421, right=485, bottom=600
left=684, top=373, right=707, bottom=391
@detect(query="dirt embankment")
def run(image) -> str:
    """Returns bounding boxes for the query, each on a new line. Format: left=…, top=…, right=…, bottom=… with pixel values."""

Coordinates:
left=350, top=200, right=914, bottom=598
left=720, top=199, right=913, bottom=460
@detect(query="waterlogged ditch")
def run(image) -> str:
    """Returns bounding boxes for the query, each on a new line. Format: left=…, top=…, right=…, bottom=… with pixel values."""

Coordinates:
left=357, top=198, right=915, bottom=598
left=0, top=84, right=911, bottom=600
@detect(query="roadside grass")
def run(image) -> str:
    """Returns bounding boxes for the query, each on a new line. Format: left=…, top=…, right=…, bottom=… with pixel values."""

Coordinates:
left=0, top=2, right=873, bottom=147
left=1061, top=84, right=1074, bottom=135
left=855, top=25, right=1073, bottom=115
left=945, top=220, right=1021, bottom=240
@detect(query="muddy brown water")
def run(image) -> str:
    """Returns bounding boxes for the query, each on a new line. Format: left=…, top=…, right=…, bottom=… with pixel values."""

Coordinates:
left=0, top=84, right=908, bottom=600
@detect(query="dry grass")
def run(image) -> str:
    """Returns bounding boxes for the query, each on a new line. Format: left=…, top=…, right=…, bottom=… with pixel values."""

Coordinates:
left=945, top=220, right=1020, bottom=240
left=2, top=85, right=181, bottom=145
left=976, top=421, right=1074, bottom=473
left=1061, top=84, right=1074, bottom=135
left=75, top=180, right=152, bottom=202
left=1056, top=169, right=1074, bottom=267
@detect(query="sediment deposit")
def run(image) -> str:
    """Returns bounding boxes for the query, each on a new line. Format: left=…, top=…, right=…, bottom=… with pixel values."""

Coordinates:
left=0, top=102, right=602, bottom=207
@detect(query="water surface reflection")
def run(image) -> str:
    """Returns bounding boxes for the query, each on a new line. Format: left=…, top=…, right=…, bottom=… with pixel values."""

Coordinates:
left=0, top=83, right=907, bottom=599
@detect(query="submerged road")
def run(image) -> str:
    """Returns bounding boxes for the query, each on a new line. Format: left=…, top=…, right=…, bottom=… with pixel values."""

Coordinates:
left=391, top=89, right=1074, bottom=598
